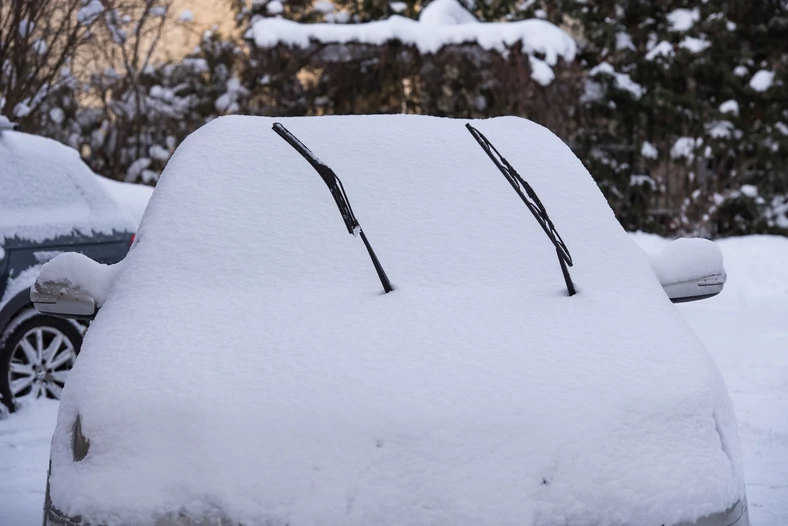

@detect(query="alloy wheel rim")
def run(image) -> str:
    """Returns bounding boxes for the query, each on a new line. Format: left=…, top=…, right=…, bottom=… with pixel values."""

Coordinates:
left=9, top=326, right=76, bottom=403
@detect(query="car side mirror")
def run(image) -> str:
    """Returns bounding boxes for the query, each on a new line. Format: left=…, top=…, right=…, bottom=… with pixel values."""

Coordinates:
left=650, top=238, right=726, bottom=303
left=662, top=272, right=726, bottom=303
left=30, top=280, right=97, bottom=320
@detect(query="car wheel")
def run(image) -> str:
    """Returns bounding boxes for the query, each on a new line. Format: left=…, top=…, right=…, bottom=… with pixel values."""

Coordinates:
left=0, top=309, right=82, bottom=412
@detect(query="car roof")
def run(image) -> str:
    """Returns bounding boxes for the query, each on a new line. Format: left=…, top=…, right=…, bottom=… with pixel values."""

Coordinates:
left=51, top=115, right=744, bottom=526
left=0, top=130, right=134, bottom=247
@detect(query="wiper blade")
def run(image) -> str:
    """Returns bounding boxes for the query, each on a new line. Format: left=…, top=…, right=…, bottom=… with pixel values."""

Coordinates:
left=465, top=123, right=576, bottom=296
left=272, top=122, right=393, bottom=294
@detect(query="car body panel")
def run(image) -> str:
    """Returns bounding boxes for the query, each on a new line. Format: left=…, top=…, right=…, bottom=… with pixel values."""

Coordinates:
left=44, top=497, right=750, bottom=526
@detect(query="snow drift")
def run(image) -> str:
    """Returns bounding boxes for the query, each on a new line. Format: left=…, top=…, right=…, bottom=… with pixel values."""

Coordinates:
left=50, top=115, right=745, bottom=526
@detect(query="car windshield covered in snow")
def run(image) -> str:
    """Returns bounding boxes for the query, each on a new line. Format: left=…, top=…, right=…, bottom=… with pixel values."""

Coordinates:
left=46, top=116, right=746, bottom=526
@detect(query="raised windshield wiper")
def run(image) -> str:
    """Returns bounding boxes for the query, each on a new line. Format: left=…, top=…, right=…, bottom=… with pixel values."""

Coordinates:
left=272, top=122, right=393, bottom=294
left=465, top=123, right=576, bottom=296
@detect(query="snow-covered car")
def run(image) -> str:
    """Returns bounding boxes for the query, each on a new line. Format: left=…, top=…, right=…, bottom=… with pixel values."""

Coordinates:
left=93, top=175, right=154, bottom=227
left=0, top=119, right=136, bottom=413
left=34, top=115, right=747, bottom=526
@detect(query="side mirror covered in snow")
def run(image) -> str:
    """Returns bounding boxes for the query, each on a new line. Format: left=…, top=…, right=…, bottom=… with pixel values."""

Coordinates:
left=650, top=238, right=726, bottom=303
left=30, top=252, right=117, bottom=320
left=31, top=280, right=97, bottom=320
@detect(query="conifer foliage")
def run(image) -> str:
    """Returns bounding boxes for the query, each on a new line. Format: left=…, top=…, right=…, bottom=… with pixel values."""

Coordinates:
left=552, top=0, right=788, bottom=235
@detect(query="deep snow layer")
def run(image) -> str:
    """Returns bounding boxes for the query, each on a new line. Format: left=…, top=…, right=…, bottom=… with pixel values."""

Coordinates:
left=43, top=115, right=743, bottom=526
left=94, top=176, right=153, bottom=226
left=648, top=237, right=725, bottom=285
left=253, top=16, right=575, bottom=61
left=2, top=228, right=787, bottom=524
left=38, top=253, right=120, bottom=308
left=0, top=130, right=134, bottom=247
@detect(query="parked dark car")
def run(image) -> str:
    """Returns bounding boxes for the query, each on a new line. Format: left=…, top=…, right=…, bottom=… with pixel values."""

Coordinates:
left=0, top=119, right=135, bottom=412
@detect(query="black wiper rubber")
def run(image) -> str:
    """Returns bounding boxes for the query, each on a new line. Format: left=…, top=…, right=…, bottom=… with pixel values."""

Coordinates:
left=272, top=122, right=393, bottom=294
left=465, top=123, right=576, bottom=296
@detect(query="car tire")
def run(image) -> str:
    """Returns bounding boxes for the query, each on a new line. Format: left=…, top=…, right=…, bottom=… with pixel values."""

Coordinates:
left=0, top=308, right=82, bottom=412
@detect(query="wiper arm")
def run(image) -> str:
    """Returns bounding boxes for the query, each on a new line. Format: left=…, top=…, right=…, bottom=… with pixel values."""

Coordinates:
left=465, top=123, right=576, bottom=296
left=272, top=122, right=393, bottom=294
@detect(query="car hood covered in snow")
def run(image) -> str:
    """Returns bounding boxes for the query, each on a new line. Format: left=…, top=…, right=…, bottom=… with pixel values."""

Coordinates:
left=50, top=115, right=745, bottom=526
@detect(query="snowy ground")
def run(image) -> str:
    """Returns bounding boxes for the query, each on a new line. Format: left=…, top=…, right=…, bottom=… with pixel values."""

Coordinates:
left=1, top=234, right=786, bottom=525
left=0, top=399, right=57, bottom=525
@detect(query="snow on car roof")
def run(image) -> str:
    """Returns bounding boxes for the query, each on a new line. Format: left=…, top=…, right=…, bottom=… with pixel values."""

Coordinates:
left=51, top=115, right=744, bottom=526
left=0, top=130, right=135, bottom=248
left=94, top=174, right=153, bottom=226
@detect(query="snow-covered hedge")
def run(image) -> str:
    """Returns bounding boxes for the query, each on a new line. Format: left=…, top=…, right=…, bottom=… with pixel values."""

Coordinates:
left=251, top=3, right=576, bottom=75
left=244, top=0, right=582, bottom=145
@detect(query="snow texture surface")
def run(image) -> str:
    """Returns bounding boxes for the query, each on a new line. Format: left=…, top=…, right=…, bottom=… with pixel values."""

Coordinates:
left=7, top=235, right=788, bottom=525
left=528, top=56, right=554, bottom=86
left=1, top=265, right=43, bottom=305
left=648, top=238, right=724, bottom=285
left=47, top=115, right=744, bottom=526
left=645, top=40, right=674, bottom=61
left=629, top=174, right=656, bottom=190
left=679, top=36, right=710, bottom=53
left=252, top=2, right=576, bottom=66
left=719, top=99, right=740, bottom=116
left=94, top=175, right=153, bottom=226
left=0, top=400, right=60, bottom=525
left=707, top=120, right=734, bottom=139
left=615, top=31, right=634, bottom=51
left=589, top=62, right=645, bottom=99
left=419, top=0, right=478, bottom=25
left=749, top=70, right=775, bottom=92
left=667, top=8, right=700, bottom=32
left=38, top=253, right=121, bottom=308
left=640, top=141, right=658, bottom=159
left=671, top=136, right=700, bottom=161
left=0, top=130, right=135, bottom=248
